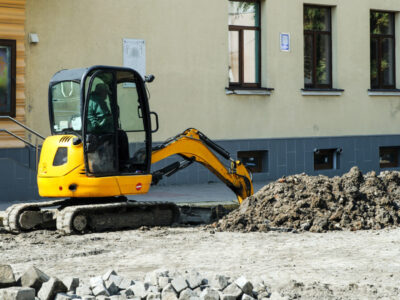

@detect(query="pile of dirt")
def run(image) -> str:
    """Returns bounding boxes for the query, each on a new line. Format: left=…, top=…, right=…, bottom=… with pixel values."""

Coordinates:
left=215, top=167, right=400, bottom=232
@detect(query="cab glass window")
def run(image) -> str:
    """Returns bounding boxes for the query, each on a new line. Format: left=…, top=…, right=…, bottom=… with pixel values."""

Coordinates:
left=51, top=81, right=81, bottom=133
left=116, top=71, right=147, bottom=171
left=86, top=77, right=114, bottom=134
left=116, top=71, right=144, bottom=132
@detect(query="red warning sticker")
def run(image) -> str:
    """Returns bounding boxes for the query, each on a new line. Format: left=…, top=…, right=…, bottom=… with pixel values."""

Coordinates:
left=136, top=183, right=142, bottom=191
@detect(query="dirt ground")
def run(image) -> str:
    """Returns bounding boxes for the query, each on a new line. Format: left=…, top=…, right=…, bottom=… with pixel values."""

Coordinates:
left=1, top=227, right=400, bottom=299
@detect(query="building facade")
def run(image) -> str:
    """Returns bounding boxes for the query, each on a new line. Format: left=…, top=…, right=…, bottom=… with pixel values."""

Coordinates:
left=0, top=0, right=25, bottom=147
left=1, top=0, right=400, bottom=200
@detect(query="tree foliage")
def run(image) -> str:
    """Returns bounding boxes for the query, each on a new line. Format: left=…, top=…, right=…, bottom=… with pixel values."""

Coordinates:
left=371, top=12, right=391, bottom=35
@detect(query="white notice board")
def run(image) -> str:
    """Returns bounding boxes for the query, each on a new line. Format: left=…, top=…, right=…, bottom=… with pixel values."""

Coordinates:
left=123, top=39, right=146, bottom=79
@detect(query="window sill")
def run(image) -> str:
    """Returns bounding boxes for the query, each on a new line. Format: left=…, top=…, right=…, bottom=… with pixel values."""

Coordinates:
left=368, top=89, right=400, bottom=96
left=301, top=88, right=344, bottom=96
left=225, top=87, right=274, bottom=96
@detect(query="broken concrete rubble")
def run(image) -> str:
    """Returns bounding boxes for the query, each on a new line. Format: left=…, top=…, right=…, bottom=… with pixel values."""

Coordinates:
left=62, top=277, right=79, bottom=293
left=0, top=286, right=35, bottom=300
left=0, top=266, right=390, bottom=300
left=37, top=277, right=67, bottom=300
left=0, top=265, right=17, bottom=288
left=221, top=283, right=242, bottom=300
left=199, top=288, right=219, bottom=300
left=128, top=281, right=148, bottom=298
left=171, top=276, right=188, bottom=293
left=235, top=276, right=253, bottom=296
left=20, top=265, right=49, bottom=292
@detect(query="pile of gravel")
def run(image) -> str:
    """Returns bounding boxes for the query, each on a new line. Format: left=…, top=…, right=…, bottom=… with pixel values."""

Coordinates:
left=215, top=167, right=400, bottom=232
left=0, top=264, right=271, bottom=300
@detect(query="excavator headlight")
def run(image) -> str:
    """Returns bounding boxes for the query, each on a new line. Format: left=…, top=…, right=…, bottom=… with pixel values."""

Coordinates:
left=53, top=147, right=68, bottom=166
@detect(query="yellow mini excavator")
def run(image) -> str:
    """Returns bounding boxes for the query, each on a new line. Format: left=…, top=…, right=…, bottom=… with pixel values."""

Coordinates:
left=3, top=66, right=253, bottom=234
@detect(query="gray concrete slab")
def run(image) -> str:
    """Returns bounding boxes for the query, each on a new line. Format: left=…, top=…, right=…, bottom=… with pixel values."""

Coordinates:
left=0, top=182, right=266, bottom=211
left=129, top=182, right=265, bottom=205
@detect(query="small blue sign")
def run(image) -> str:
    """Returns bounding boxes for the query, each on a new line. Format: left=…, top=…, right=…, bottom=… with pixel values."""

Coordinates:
left=280, top=33, right=290, bottom=52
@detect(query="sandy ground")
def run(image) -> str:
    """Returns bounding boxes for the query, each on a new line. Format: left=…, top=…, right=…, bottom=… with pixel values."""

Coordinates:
left=1, top=227, right=400, bottom=299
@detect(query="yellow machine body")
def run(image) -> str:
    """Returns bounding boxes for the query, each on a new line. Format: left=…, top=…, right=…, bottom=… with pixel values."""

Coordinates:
left=37, top=135, right=152, bottom=198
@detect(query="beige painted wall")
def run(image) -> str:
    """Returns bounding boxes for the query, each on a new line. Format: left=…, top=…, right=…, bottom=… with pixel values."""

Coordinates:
left=25, top=0, right=400, bottom=142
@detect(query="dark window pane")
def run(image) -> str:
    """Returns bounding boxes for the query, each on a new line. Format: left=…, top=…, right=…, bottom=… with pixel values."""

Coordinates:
left=229, top=1, right=260, bottom=27
left=382, top=38, right=395, bottom=87
left=304, top=34, right=313, bottom=85
left=303, top=6, right=332, bottom=88
left=380, top=147, right=399, bottom=168
left=0, top=46, right=12, bottom=114
left=314, top=149, right=335, bottom=170
left=243, top=30, right=260, bottom=83
left=370, top=38, right=379, bottom=88
left=371, top=12, right=394, bottom=35
left=316, top=34, right=331, bottom=85
left=229, top=31, right=239, bottom=83
left=304, top=6, right=331, bottom=31
left=238, top=150, right=267, bottom=173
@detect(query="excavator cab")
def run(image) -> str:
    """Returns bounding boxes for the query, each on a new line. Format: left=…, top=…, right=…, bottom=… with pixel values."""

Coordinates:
left=50, top=66, right=152, bottom=175
left=40, top=66, right=155, bottom=198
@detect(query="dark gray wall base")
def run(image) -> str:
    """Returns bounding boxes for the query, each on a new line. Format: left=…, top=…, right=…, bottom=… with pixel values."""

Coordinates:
left=1, top=134, right=400, bottom=203
left=0, top=147, right=39, bottom=203
left=151, top=134, right=400, bottom=185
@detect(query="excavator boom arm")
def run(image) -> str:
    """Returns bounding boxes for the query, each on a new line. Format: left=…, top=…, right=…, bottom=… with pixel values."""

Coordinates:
left=151, top=129, right=253, bottom=203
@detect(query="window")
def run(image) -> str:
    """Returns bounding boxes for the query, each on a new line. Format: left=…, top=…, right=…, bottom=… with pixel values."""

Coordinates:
left=238, top=150, right=267, bottom=173
left=0, top=40, right=16, bottom=117
left=314, top=148, right=339, bottom=170
left=51, top=81, right=81, bottom=133
left=228, top=0, right=261, bottom=87
left=371, top=11, right=396, bottom=90
left=304, top=6, right=332, bottom=89
left=379, top=147, right=399, bottom=168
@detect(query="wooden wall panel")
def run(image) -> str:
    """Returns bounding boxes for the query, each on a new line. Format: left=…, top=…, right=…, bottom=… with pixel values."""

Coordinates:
left=0, top=0, right=26, bottom=148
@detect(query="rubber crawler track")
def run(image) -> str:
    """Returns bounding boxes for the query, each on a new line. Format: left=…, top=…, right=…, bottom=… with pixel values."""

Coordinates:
left=3, top=199, right=68, bottom=233
left=57, top=201, right=180, bottom=234
left=3, top=199, right=179, bottom=235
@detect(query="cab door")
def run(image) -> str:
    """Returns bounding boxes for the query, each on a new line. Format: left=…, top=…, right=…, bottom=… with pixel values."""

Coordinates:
left=83, top=67, right=152, bottom=179
left=83, top=70, right=118, bottom=176
left=115, top=70, right=152, bottom=175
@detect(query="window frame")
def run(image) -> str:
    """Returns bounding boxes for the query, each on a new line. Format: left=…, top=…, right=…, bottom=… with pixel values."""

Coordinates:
left=237, top=150, right=267, bottom=173
left=379, top=146, right=399, bottom=168
left=228, top=0, right=261, bottom=88
left=303, top=5, right=333, bottom=89
left=370, top=10, right=396, bottom=90
left=314, top=148, right=336, bottom=171
left=0, top=39, right=16, bottom=117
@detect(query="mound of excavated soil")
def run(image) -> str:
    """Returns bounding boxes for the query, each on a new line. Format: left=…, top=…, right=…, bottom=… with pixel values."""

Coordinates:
left=215, top=167, right=400, bottom=232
